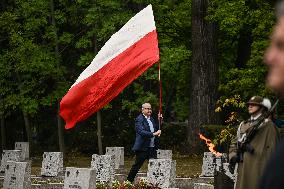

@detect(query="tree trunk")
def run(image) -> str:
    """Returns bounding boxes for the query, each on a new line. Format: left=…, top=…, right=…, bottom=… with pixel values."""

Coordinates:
left=50, top=0, right=65, bottom=153
left=90, top=12, right=102, bottom=154
left=128, top=1, right=145, bottom=12
left=57, top=103, right=65, bottom=153
left=22, top=111, right=31, bottom=144
left=188, top=0, right=219, bottom=153
left=97, top=111, right=103, bottom=155
left=0, top=115, right=5, bottom=151
left=0, top=96, right=6, bottom=151
left=235, top=30, right=252, bottom=68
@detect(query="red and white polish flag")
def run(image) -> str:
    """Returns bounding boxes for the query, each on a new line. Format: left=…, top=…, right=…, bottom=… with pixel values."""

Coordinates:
left=60, top=5, right=160, bottom=129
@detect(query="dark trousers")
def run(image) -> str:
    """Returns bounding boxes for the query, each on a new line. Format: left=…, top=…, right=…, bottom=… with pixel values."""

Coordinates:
left=127, top=147, right=157, bottom=182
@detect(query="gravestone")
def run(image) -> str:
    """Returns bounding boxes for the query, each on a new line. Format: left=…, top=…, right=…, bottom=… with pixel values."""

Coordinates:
left=222, top=163, right=236, bottom=182
left=91, top=154, right=115, bottom=184
left=15, top=142, right=29, bottom=161
left=105, top=147, right=124, bottom=169
left=41, top=152, right=63, bottom=177
left=214, top=154, right=227, bottom=172
left=157, top=149, right=172, bottom=159
left=214, top=163, right=235, bottom=189
left=194, top=183, right=214, bottom=189
left=3, top=161, right=31, bottom=189
left=147, top=159, right=176, bottom=188
left=63, top=167, right=96, bottom=189
left=201, top=152, right=215, bottom=177
left=0, top=150, right=21, bottom=172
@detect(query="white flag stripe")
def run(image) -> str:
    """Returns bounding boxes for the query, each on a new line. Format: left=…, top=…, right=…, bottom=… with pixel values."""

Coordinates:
left=71, top=5, right=156, bottom=88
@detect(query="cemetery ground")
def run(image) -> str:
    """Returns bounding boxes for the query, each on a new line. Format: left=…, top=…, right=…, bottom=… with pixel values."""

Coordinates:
left=31, top=153, right=203, bottom=178
left=2, top=145, right=221, bottom=189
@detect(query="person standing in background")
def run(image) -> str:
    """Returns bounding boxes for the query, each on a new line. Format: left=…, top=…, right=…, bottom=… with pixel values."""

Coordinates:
left=228, top=96, right=279, bottom=189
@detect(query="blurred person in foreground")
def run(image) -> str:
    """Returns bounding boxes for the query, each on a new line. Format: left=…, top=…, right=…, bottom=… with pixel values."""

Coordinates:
left=260, top=1, right=284, bottom=188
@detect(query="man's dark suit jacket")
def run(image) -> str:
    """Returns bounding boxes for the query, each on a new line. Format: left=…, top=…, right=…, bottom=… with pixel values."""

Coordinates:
left=132, top=114, right=159, bottom=151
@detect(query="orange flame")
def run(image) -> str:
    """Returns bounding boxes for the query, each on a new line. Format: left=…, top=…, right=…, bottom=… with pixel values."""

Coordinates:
left=199, top=133, right=222, bottom=157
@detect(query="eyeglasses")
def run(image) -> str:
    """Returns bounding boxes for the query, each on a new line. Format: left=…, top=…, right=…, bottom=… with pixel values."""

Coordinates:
left=143, top=107, right=152, bottom=110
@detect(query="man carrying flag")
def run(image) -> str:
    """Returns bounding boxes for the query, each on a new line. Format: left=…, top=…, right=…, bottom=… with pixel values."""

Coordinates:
left=60, top=5, right=160, bottom=129
left=127, top=102, right=161, bottom=183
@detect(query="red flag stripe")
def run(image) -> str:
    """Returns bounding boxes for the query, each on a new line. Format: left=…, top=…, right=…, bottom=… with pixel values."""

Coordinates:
left=60, top=30, right=159, bottom=129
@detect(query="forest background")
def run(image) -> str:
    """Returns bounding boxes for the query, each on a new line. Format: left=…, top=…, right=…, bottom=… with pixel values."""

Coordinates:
left=0, top=0, right=282, bottom=157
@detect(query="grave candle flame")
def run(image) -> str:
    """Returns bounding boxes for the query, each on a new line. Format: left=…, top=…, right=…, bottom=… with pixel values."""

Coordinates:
left=199, top=133, right=222, bottom=157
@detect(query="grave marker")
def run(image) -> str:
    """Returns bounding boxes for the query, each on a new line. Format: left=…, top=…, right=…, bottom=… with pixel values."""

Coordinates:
left=3, top=161, right=31, bottom=189
left=15, top=142, right=29, bottom=161
left=200, top=152, right=215, bottom=177
left=157, top=149, right=172, bottom=159
left=147, top=159, right=176, bottom=188
left=41, top=152, right=63, bottom=177
left=91, top=154, right=115, bottom=184
left=0, top=150, right=21, bottom=172
left=63, top=167, right=96, bottom=189
left=105, top=147, right=124, bottom=169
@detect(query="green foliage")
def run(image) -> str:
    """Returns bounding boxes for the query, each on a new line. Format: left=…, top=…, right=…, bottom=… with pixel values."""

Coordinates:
left=158, top=122, right=187, bottom=152
left=1, top=0, right=282, bottom=154
left=1, top=0, right=193, bottom=123
left=209, top=0, right=276, bottom=100
left=212, top=95, right=247, bottom=151
left=208, top=0, right=247, bottom=36
left=0, top=0, right=67, bottom=117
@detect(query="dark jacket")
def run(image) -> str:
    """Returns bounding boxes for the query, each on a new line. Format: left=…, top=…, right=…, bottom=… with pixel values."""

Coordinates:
left=260, top=138, right=284, bottom=189
left=132, top=114, right=159, bottom=151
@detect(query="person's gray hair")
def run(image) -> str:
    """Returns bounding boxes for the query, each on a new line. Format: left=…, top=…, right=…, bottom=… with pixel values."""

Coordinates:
left=142, top=103, right=151, bottom=108
left=276, top=0, right=284, bottom=18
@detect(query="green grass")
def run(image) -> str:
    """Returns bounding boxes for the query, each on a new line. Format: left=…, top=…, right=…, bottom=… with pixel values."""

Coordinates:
left=31, top=154, right=203, bottom=178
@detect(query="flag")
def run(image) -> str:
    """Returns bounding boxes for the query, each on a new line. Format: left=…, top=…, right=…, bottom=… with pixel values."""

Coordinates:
left=60, top=5, right=159, bottom=129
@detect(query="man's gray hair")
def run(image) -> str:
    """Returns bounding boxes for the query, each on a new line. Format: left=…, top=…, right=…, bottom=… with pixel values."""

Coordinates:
left=142, top=103, right=151, bottom=108
left=276, top=0, right=284, bottom=18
